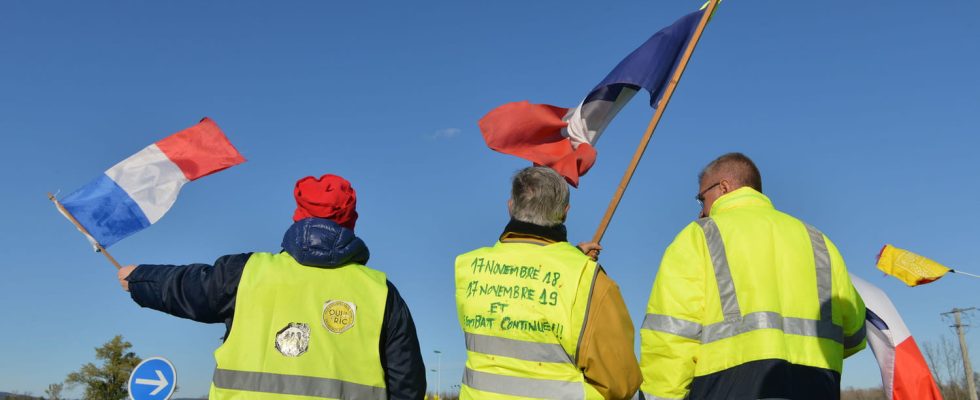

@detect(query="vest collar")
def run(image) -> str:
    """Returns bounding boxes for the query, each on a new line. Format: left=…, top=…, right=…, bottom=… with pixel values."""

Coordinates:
left=500, top=218, right=568, bottom=244
left=709, top=187, right=774, bottom=217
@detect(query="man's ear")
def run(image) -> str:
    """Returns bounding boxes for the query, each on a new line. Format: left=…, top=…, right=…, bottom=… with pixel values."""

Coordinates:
left=719, top=179, right=732, bottom=194
left=507, top=199, right=514, bottom=214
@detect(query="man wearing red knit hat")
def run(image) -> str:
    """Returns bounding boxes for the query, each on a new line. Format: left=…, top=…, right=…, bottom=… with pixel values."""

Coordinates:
left=117, top=174, right=426, bottom=400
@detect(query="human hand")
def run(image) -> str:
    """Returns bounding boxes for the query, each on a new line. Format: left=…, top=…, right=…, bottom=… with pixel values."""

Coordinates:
left=118, top=265, right=136, bottom=292
left=577, top=242, right=602, bottom=261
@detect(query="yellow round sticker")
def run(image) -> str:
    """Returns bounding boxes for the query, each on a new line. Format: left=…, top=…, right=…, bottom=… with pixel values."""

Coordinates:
left=322, top=300, right=356, bottom=333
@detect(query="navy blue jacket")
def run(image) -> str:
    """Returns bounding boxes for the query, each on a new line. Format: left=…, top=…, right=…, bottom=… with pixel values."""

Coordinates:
left=127, top=218, right=426, bottom=400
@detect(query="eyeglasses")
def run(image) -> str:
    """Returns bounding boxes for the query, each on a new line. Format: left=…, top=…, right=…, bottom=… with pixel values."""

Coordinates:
left=696, top=182, right=721, bottom=207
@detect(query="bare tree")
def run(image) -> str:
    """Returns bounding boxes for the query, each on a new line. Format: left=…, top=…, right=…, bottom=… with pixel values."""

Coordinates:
left=3, top=392, right=39, bottom=400
left=925, top=340, right=943, bottom=384
left=840, top=386, right=887, bottom=400
left=43, top=383, right=63, bottom=400
left=922, top=335, right=976, bottom=399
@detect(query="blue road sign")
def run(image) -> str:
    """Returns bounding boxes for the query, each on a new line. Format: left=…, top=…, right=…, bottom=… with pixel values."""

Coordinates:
left=128, top=357, right=177, bottom=400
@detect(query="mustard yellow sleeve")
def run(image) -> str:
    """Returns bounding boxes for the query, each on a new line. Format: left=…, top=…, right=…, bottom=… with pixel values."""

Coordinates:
left=640, top=223, right=707, bottom=400
left=826, top=237, right=867, bottom=358
left=577, top=270, right=642, bottom=400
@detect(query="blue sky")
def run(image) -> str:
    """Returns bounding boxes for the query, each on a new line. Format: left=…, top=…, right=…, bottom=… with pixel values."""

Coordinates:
left=2, top=0, right=978, bottom=397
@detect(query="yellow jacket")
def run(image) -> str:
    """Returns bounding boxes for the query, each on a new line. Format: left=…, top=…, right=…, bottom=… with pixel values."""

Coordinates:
left=640, top=188, right=866, bottom=400
left=210, top=252, right=388, bottom=399
left=455, top=222, right=641, bottom=400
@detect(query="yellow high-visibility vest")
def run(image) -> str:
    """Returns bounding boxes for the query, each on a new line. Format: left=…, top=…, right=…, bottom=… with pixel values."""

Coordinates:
left=210, top=252, right=388, bottom=399
left=640, top=187, right=867, bottom=400
left=455, top=240, right=603, bottom=400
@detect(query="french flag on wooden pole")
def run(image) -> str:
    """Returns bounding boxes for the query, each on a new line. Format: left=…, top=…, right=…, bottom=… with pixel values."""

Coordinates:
left=850, top=274, right=943, bottom=400
left=478, top=9, right=704, bottom=186
left=58, top=117, right=245, bottom=248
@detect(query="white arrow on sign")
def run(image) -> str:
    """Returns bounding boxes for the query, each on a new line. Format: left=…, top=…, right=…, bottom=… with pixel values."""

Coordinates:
left=135, top=370, right=169, bottom=396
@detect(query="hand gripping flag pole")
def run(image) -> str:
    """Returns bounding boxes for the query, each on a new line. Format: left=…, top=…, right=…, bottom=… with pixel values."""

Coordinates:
left=591, top=0, right=720, bottom=246
left=48, top=193, right=123, bottom=270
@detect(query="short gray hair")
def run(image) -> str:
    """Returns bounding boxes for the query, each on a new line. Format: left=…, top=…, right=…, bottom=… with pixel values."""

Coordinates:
left=510, top=167, right=569, bottom=226
left=699, top=152, right=762, bottom=192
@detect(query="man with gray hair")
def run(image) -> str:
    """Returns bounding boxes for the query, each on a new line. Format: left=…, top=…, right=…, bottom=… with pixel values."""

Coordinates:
left=454, top=166, right=641, bottom=400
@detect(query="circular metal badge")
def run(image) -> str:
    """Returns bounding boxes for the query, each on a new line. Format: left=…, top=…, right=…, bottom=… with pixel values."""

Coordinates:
left=322, top=300, right=356, bottom=334
left=275, top=323, right=310, bottom=357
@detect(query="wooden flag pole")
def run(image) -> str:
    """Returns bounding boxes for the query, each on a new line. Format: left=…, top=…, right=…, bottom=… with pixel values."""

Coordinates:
left=591, top=0, right=720, bottom=245
left=48, top=193, right=123, bottom=270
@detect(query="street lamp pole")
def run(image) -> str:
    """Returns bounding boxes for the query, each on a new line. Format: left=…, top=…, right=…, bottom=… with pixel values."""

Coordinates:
left=433, top=350, right=442, bottom=398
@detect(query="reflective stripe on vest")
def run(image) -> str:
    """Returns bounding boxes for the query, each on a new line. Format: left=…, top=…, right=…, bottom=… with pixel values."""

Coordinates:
left=213, top=369, right=386, bottom=400
left=844, top=322, right=866, bottom=349
left=465, top=332, right=573, bottom=364
left=642, top=218, right=847, bottom=344
left=463, top=367, right=584, bottom=400
left=641, top=392, right=683, bottom=400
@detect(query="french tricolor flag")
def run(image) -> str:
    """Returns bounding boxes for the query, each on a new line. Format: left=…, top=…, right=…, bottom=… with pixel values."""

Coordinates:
left=478, top=9, right=704, bottom=186
left=850, top=274, right=943, bottom=400
left=59, top=118, right=245, bottom=248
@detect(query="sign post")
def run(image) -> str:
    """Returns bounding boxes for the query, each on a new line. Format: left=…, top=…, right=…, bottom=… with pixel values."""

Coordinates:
left=128, top=357, right=177, bottom=400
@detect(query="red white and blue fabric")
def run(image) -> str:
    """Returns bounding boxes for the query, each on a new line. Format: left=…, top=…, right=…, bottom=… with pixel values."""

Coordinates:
left=850, top=274, right=942, bottom=400
left=59, top=118, right=245, bottom=248
left=479, top=9, right=704, bottom=186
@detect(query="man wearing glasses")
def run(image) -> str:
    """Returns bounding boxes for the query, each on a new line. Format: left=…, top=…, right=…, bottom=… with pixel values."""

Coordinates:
left=639, top=153, right=867, bottom=400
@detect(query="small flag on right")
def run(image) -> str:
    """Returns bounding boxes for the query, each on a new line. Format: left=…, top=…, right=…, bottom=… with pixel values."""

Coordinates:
left=876, top=244, right=980, bottom=286
left=876, top=244, right=952, bottom=286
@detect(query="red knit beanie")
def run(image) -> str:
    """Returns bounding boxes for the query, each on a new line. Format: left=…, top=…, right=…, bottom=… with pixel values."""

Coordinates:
left=292, top=174, right=358, bottom=230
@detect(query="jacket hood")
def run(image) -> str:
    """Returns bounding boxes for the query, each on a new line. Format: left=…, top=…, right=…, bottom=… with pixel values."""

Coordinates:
left=281, top=218, right=369, bottom=267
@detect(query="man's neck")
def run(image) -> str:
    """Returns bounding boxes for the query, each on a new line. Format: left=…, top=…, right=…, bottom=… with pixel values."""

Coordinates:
left=499, top=218, right=568, bottom=244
